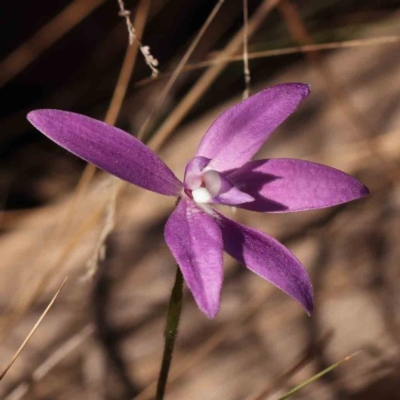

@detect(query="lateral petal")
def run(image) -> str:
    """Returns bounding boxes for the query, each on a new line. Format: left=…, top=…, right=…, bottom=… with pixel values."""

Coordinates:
left=27, top=110, right=182, bottom=196
left=202, top=170, right=254, bottom=205
left=228, top=158, right=369, bottom=212
left=214, top=212, right=313, bottom=314
left=196, top=83, right=310, bottom=172
left=164, top=199, right=224, bottom=318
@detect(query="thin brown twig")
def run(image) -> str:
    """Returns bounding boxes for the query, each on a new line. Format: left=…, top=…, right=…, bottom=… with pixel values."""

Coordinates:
left=83, top=179, right=123, bottom=280
left=4, top=325, right=94, bottom=400
left=0, top=0, right=106, bottom=88
left=106, top=0, right=153, bottom=125
left=193, top=35, right=400, bottom=69
left=134, top=35, right=400, bottom=87
left=117, top=0, right=159, bottom=77
left=137, top=0, right=226, bottom=139
left=0, top=277, right=68, bottom=382
left=242, top=0, right=251, bottom=99
left=147, top=0, right=282, bottom=153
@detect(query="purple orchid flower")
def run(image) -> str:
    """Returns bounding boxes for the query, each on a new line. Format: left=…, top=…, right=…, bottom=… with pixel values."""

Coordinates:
left=27, top=83, right=368, bottom=318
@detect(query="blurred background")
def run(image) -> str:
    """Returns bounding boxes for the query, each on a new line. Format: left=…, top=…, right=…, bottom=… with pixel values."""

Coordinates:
left=1, top=0, right=400, bottom=399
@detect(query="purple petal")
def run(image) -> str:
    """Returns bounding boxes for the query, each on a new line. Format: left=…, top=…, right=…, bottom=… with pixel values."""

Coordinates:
left=214, top=212, right=313, bottom=314
left=196, top=83, right=310, bottom=172
left=27, top=110, right=182, bottom=196
left=228, top=158, right=369, bottom=212
left=164, top=198, right=223, bottom=318
left=210, top=182, right=254, bottom=205
left=202, top=170, right=254, bottom=205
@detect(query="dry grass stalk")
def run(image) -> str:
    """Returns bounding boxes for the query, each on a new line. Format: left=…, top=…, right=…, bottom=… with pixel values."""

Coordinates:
left=242, top=0, right=251, bottom=100
left=83, top=179, right=122, bottom=279
left=191, top=35, right=400, bottom=69
left=0, top=278, right=68, bottom=382
left=133, top=35, right=400, bottom=86
left=117, top=0, right=159, bottom=77
left=4, top=325, right=94, bottom=400
left=106, top=0, right=153, bottom=126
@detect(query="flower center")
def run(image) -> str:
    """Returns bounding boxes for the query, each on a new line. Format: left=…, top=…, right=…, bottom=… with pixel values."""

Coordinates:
left=192, top=187, right=212, bottom=203
left=184, top=157, right=255, bottom=206
left=187, top=169, right=222, bottom=204
left=183, top=157, right=223, bottom=204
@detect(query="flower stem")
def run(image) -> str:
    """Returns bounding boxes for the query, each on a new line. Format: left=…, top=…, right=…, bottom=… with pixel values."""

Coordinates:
left=156, top=266, right=184, bottom=400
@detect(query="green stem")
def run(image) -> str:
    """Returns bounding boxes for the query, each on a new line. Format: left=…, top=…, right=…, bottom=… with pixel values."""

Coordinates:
left=156, top=267, right=184, bottom=400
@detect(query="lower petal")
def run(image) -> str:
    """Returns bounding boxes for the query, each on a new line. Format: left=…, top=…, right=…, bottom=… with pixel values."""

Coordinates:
left=228, top=158, right=369, bottom=212
left=164, top=199, right=224, bottom=318
left=214, top=211, right=313, bottom=314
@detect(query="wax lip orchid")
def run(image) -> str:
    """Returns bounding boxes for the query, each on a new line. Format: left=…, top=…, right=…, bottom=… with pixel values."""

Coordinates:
left=27, top=83, right=369, bottom=318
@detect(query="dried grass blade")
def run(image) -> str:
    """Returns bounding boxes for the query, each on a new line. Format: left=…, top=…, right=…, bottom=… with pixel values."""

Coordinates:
left=4, top=325, right=93, bottom=400
left=0, top=277, right=68, bottom=381
left=134, top=35, right=400, bottom=84
left=277, top=352, right=361, bottom=400
left=242, top=0, right=250, bottom=99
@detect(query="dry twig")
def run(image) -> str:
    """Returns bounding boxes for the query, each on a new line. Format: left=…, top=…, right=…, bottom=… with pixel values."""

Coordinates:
left=0, top=278, right=68, bottom=382
left=117, top=0, right=159, bottom=77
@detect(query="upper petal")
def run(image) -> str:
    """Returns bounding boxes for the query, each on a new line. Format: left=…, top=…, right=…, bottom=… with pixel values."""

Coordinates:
left=196, top=83, right=310, bottom=172
left=27, top=110, right=182, bottom=196
left=214, top=211, right=313, bottom=314
left=227, top=158, right=369, bottom=212
left=164, top=199, right=223, bottom=318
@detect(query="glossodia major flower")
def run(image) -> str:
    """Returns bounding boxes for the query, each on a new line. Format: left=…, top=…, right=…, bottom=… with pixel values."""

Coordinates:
left=27, top=83, right=369, bottom=318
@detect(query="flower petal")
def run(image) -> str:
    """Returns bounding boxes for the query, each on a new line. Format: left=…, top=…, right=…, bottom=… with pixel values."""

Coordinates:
left=214, top=212, right=313, bottom=314
left=196, top=83, right=310, bottom=172
left=164, top=199, right=223, bottom=318
left=202, top=170, right=254, bottom=205
left=211, top=185, right=254, bottom=206
left=228, top=158, right=369, bottom=212
left=27, top=110, right=182, bottom=196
